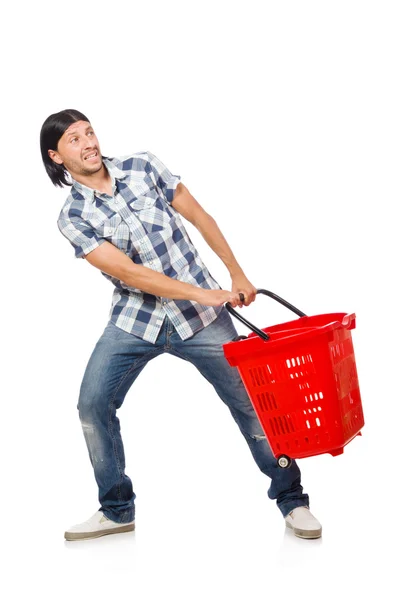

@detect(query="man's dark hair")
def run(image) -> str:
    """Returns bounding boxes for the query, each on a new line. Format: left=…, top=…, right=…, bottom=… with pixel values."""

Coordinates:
left=40, top=108, right=108, bottom=188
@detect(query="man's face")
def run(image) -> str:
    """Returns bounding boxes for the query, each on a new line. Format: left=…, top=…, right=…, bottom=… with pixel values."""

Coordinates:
left=48, top=120, right=103, bottom=178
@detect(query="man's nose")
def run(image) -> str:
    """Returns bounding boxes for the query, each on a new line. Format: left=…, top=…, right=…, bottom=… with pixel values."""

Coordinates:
left=84, top=136, right=95, bottom=147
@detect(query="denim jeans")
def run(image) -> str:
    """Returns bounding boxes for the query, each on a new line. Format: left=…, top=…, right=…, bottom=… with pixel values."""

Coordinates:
left=77, top=305, right=309, bottom=523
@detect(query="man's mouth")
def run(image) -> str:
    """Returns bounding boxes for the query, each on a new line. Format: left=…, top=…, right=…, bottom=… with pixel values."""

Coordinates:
left=84, top=150, right=99, bottom=161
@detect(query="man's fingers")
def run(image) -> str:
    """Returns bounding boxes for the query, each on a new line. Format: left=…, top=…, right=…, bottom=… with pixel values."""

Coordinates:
left=240, top=291, right=251, bottom=307
left=242, top=291, right=256, bottom=307
left=228, top=291, right=257, bottom=308
left=226, top=293, right=240, bottom=307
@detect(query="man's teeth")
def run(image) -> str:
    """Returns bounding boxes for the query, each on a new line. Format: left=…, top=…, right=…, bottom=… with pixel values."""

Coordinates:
left=85, top=152, right=97, bottom=160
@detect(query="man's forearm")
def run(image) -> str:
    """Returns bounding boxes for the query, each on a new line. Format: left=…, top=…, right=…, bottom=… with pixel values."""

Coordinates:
left=194, top=213, right=243, bottom=276
left=122, top=263, right=203, bottom=301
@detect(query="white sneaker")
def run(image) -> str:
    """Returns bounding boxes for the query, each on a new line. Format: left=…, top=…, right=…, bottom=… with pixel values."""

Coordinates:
left=285, top=506, right=322, bottom=539
left=64, top=510, right=135, bottom=541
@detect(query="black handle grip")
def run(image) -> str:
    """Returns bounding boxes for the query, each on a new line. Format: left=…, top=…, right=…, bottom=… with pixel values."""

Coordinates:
left=225, top=289, right=307, bottom=342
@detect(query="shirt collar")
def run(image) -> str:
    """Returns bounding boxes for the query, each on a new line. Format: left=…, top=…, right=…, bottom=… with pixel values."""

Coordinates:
left=71, top=157, right=129, bottom=202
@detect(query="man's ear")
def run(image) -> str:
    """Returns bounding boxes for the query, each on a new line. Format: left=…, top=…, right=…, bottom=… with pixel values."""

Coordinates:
left=48, top=149, right=63, bottom=166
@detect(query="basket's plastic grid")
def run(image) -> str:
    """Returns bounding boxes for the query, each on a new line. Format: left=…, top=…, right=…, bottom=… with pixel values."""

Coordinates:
left=234, top=327, right=363, bottom=460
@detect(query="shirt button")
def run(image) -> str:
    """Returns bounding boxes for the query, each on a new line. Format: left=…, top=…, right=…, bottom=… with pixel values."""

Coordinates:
left=163, top=301, right=167, bottom=305
left=149, top=260, right=153, bottom=265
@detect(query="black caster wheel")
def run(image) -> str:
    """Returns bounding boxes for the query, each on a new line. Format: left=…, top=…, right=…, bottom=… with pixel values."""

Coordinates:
left=277, top=455, right=292, bottom=468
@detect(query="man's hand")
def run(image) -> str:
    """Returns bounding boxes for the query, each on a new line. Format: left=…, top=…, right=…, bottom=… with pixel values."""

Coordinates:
left=195, top=289, right=244, bottom=308
left=231, top=272, right=257, bottom=307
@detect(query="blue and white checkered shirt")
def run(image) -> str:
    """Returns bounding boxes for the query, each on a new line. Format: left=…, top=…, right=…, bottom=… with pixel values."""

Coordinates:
left=57, top=151, right=223, bottom=343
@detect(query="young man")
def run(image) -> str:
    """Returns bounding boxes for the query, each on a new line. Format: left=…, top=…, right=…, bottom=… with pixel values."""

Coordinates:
left=40, top=109, right=322, bottom=541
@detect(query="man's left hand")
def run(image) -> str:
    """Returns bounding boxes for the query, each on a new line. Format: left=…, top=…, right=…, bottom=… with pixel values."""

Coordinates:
left=231, top=273, right=257, bottom=307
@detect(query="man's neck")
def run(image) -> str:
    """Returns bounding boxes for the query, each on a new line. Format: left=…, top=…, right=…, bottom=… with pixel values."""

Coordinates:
left=72, top=162, right=113, bottom=195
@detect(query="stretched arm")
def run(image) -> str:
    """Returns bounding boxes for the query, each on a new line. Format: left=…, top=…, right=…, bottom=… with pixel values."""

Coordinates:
left=84, top=240, right=242, bottom=307
left=172, top=183, right=257, bottom=306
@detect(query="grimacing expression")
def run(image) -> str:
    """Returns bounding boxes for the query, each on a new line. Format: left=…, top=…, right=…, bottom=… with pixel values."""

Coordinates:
left=50, top=120, right=103, bottom=176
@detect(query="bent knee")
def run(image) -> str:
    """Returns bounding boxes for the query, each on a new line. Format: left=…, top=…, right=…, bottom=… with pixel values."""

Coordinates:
left=77, top=388, right=109, bottom=420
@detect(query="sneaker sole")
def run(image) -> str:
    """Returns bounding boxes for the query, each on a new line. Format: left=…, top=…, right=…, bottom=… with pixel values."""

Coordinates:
left=285, top=521, right=322, bottom=539
left=65, top=522, right=135, bottom=541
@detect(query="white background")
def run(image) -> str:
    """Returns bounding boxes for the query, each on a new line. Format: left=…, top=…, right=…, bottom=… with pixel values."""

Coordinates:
left=1, top=0, right=395, bottom=598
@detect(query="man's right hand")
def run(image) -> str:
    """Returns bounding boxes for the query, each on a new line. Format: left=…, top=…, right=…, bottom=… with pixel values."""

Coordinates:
left=84, top=243, right=245, bottom=307
left=195, top=288, right=243, bottom=308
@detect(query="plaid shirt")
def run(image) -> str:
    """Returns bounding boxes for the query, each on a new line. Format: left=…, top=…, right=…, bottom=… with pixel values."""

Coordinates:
left=57, top=151, right=223, bottom=343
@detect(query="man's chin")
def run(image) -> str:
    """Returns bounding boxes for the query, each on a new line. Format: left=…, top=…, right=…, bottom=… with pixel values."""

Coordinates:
left=82, top=160, right=103, bottom=174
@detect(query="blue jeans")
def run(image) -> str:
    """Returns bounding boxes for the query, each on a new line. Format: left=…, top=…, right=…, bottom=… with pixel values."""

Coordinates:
left=77, top=306, right=309, bottom=523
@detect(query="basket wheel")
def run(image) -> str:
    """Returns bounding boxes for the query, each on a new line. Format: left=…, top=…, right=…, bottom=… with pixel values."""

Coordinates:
left=277, top=455, right=292, bottom=469
left=232, top=335, right=248, bottom=342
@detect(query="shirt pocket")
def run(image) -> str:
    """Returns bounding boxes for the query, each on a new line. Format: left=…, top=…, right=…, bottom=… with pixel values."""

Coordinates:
left=130, top=186, right=174, bottom=233
left=96, top=213, right=130, bottom=252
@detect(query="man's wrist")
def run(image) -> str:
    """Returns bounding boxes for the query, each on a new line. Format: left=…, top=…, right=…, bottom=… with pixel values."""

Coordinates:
left=190, top=286, right=206, bottom=303
left=229, top=265, right=244, bottom=278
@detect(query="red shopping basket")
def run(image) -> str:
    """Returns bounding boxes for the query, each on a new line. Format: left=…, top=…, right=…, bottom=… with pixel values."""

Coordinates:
left=223, top=289, right=364, bottom=468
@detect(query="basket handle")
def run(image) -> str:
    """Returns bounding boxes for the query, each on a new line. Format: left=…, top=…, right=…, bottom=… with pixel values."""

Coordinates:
left=225, top=289, right=307, bottom=342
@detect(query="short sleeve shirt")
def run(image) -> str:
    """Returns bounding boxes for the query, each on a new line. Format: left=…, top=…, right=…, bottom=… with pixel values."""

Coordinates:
left=57, top=151, right=223, bottom=343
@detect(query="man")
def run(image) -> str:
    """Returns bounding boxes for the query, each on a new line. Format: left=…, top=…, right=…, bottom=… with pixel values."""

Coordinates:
left=40, top=108, right=322, bottom=541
